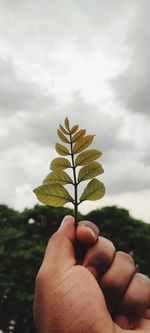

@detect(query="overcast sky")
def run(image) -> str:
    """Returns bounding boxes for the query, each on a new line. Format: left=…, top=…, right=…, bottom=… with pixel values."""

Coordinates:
left=0, top=0, right=150, bottom=222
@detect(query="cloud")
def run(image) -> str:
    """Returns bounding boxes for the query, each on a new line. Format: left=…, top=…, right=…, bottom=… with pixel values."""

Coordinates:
left=0, top=58, right=139, bottom=209
left=0, top=58, right=53, bottom=114
left=112, top=0, right=150, bottom=117
left=0, top=0, right=135, bottom=58
left=0, top=56, right=56, bottom=154
left=0, top=56, right=131, bottom=154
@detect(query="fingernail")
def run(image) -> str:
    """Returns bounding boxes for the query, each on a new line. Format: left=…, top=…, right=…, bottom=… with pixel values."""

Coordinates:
left=86, top=227, right=97, bottom=239
left=116, top=315, right=130, bottom=329
left=59, top=215, right=74, bottom=229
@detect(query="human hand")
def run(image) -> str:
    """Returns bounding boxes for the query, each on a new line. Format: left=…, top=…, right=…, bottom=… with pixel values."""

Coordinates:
left=33, top=216, right=150, bottom=333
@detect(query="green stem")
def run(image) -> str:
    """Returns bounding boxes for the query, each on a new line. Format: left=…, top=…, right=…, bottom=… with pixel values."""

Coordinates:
left=69, top=134, right=78, bottom=227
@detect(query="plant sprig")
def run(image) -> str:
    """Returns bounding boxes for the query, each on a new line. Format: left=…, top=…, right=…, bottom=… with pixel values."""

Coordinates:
left=33, top=117, right=105, bottom=227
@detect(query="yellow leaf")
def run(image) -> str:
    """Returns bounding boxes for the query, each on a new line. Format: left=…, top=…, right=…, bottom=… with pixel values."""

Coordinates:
left=57, top=129, right=70, bottom=143
left=78, top=162, right=104, bottom=182
left=70, top=124, right=78, bottom=134
left=80, top=178, right=105, bottom=202
left=59, top=124, right=69, bottom=135
left=64, top=117, right=70, bottom=131
left=55, top=143, right=70, bottom=156
left=43, top=170, right=73, bottom=185
left=75, top=149, right=102, bottom=166
left=34, top=184, right=73, bottom=207
left=72, top=129, right=86, bottom=143
left=73, top=135, right=95, bottom=154
left=50, top=157, right=71, bottom=170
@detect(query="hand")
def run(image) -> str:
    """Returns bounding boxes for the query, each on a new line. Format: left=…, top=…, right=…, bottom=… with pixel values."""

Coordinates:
left=33, top=216, right=150, bottom=333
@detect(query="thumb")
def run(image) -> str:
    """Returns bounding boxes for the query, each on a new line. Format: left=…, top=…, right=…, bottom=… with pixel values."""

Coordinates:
left=43, top=216, right=76, bottom=271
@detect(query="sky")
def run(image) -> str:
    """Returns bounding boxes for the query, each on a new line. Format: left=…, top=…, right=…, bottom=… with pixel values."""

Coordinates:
left=0, top=0, right=150, bottom=223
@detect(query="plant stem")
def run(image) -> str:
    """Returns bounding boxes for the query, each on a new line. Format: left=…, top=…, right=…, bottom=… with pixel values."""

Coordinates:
left=69, top=133, right=78, bottom=227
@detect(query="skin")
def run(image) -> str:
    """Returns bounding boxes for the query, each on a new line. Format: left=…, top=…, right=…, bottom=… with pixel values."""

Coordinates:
left=33, top=215, right=150, bottom=333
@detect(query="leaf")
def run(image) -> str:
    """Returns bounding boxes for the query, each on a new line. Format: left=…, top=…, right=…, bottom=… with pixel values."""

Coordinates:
left=78, top=162, right=104, bottom=182
left=34, top=184, right=73, bottom=207
left=80, top=178, right=105, bottom=202
left=73, top=135, right=95, bottom=154
left=75, top=149, right=102, bottom=166
left=59, top=124, right=69, bottom=135
left=57, top=129, right=70, bottom=143
left=55, top=143, right=70, bottom=156
left=70, top=124, right=78, bottom=134
left=72, top=129, right=86, bottom=143
left=50, top=157, right=71, bottom=170
left=64, top=117, right=70, bottom=131
left=43, top=170, right=73, bottom=185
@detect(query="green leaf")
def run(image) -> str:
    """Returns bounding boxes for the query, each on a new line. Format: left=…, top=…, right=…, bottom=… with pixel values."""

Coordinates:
left=59, top=124, right=69, bottom=135
left=55, top=143, right=70, bottom=156
left=43, top=170, right=73, bottom=185
left=75, top=149, right=102, bottom=166
left=64, top=117, right=70, bottom=131
left=57, top=129, right=70, bottom=143
left=33, top=183, right=73, bottom=207
left=78, top=162, right=104, bottom=182
left=72, top=129, right=86, bottom=143
left=80, top=178, right=105, bottom=202
left=70, top=124, right=78, bottom=134
left=73, top=135, right=95, bottom=154
left=50, top=157, right=71, bottom=170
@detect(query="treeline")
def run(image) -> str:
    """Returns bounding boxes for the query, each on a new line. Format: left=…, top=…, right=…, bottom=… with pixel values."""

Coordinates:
left=0, top=204, right=149, bottom=333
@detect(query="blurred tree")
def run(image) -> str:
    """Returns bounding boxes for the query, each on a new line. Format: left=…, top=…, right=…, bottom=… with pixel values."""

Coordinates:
left=0, top=204, right=149, bottom=333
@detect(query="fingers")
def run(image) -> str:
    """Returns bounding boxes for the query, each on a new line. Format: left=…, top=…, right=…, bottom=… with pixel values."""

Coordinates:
left=75, top=220, right=99, bottom=262
left=41, top=217, right=99, bottom=272
left=83, top=236, right=116, bottom=279
left=76, top=221, right=99, bottom=245
left=116, top=273, right=150, bottom=329
left=42, top=215, right=76, bottom=272
left=82, top=234, right=150, bottom=331
left=100, top=251, right=136, bottom=318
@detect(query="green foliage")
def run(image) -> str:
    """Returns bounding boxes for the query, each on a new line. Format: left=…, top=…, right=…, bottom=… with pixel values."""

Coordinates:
left=34, top=183, right=73, bottom=206
left=75, top=149, right=102, bottom=166
left=50, top=157, right=71, bottom=170
left=80, top=178, right=105, bottom=201
left=43, top=170, right=73, bottom=185
left=34, top=117, right=105, bottom=226
left=78, top=162, right=103, bottom=182
left=0, top=203, right=149, bottom=333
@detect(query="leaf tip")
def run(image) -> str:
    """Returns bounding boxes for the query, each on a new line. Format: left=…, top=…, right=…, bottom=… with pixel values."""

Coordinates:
left=64, top=117, right=70, bottom=131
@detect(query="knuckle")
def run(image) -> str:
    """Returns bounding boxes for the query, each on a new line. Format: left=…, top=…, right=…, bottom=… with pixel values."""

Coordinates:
left=129, top=273, right=150, bottom=305
left=117, top=251, right=135, bottom=266
left=135, top=273, right=150, bottom=285
left=35, top=271, right=43, bottom=288
left=35, top=266, right=48, bottom=287
left=48, top=230, right=64, bottom=247
left=107, top=239, right=116, bottom=253
left=100, top=236, right=116, bottom=253
left=49, top=231, right=59, bottom=242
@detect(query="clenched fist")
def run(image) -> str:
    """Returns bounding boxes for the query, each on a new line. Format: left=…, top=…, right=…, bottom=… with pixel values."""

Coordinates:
left=33, top=216, right=150, bottom=333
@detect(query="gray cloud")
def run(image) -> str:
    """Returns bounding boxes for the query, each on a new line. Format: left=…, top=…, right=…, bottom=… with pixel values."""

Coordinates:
left=0, top=57, right=132, bottom=155
left=0, top=0, right=135, bottom=53
left=0, top=58, right=53, bottom=114
left=104, top=158, right=150, bottom=195
left=112, top=0, right=150, bottom=117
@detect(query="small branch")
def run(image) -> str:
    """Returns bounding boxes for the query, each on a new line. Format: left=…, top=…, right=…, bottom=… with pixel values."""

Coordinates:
left=69, top=134, right=78, bottom=227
